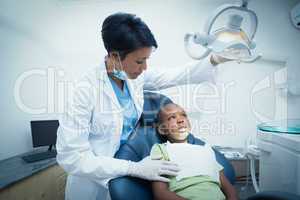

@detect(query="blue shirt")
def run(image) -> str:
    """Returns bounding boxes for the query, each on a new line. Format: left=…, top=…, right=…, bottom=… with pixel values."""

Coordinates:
left=109, top=77, right=138, bottom=145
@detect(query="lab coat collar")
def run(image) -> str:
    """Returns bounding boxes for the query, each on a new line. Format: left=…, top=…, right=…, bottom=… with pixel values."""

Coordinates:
left=95, top=61, right=143, bottom=117
left=96, top=61, right=109, bottom=81
left=96, top=61, right=121, bottom=110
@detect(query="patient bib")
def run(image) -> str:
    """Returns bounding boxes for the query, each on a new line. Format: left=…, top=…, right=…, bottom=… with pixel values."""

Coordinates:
left=166, top=142, right=222, bottom=182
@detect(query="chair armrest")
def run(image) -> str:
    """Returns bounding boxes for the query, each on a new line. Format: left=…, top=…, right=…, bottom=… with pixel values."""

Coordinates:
left=109, top=176, right=153, bottom=200
left=212, top=148, right=236, bottom=185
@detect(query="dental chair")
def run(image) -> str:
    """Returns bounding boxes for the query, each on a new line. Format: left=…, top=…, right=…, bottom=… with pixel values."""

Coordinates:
left=108, top=91, right=300, bottom=200
left=108, top=91, right=235, bottom=200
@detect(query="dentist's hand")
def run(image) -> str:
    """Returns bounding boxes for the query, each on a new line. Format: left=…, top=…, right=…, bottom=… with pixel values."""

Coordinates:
left=210, top=54, right=232, bottom=66
left=127, top=156, right=180, bottom=182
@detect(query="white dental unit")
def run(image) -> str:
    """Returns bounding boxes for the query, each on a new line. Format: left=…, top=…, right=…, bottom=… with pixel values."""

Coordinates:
left=257, top=120, right=300, bottom=195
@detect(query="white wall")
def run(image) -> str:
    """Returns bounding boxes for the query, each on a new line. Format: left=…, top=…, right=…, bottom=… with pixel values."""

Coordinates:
left=0, top=0, right=299, bottom=160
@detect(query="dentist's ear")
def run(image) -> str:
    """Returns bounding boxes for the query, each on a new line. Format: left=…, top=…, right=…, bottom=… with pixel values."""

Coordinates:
left=110, top=51, right=119, bottom=58
left=108, top=51, right=122, bottom=70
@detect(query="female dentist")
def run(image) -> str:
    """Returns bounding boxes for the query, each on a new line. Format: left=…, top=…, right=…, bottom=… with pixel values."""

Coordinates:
left=56, top=12, right=226, bottom=200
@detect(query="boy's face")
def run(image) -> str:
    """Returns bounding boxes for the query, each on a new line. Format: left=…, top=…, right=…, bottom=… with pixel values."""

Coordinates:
left=158, top=104, right=191, bottom=143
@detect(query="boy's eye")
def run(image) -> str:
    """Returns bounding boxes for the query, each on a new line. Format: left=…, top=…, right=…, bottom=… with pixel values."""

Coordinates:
left=136, top=60, right=144, bottom=64
left=168, top=116, right=176, bottom=121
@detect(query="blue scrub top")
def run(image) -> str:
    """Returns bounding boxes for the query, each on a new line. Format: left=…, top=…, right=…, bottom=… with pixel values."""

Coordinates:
left=109, top=77, right=138, bottom=144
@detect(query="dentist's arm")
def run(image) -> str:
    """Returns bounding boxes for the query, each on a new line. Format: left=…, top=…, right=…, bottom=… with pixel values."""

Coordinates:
left=143, top=56, right=215, bottom=91
left=210, top=54, right=232, bottom=66
left=150, top=144, right=185, bottom=200
left=143, top=54, right=231, bottom=91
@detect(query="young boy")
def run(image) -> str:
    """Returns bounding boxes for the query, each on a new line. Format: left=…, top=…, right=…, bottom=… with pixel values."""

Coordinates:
left=151, top=103, right=238, bottom=200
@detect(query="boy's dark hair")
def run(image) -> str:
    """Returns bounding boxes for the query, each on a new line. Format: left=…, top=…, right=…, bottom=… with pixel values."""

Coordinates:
left=156, top=103, right=180, bottom=125
left=101, top=12, right=158, bottom=60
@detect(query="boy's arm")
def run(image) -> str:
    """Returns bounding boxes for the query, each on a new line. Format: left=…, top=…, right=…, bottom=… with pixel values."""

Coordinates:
left=152, top=181, right=186, bottom=200
left=150, top=144, right=185, bottom=200
left=220, top=171, right=239, bottom=200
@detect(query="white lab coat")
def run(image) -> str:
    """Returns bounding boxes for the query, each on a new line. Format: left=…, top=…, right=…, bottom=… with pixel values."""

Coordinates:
left=56, top=57, right=216, bottom=200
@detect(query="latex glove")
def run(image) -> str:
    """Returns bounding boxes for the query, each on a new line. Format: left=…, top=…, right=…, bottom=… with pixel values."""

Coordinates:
left=127, top=156, right=180, bottom=182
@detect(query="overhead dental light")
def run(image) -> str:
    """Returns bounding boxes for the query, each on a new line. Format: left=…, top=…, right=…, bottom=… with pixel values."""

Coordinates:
left=185, top=0, right=261, bottom=63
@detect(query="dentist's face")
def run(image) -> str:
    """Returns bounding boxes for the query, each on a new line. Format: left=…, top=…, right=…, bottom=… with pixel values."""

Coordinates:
left=108, top=47, right=152, bottom=79
left=158, top=104, right=191, bottom=143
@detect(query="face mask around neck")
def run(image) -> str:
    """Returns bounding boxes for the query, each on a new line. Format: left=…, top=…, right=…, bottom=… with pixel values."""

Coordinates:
left=105, top=53, right=128, bottom=80
left=111, top=68, right=128, bottom=80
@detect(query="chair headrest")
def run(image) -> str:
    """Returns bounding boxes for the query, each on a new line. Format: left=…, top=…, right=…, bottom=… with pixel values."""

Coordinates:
left=141, top=91, right=173, bottom=127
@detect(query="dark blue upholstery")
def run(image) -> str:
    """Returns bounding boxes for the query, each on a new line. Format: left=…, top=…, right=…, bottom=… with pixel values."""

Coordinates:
left=108, top=91, right=235, bottom=200
left=140, top=91, right=173, bottom=127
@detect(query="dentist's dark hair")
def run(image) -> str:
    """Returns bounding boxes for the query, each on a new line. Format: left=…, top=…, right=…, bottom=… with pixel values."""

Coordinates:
left=101, top=12, right=158, bottom=60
